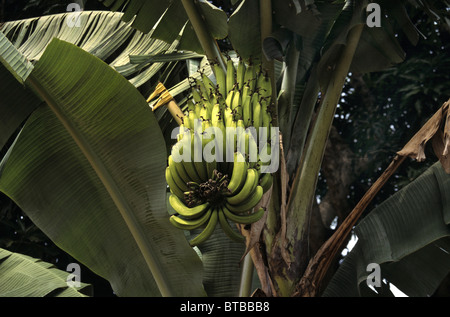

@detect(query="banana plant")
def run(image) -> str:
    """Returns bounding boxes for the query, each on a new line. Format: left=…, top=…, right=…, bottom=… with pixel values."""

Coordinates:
left=98, top=0, right=450, bottom=297
left=0, top=0, right=449, bottom=297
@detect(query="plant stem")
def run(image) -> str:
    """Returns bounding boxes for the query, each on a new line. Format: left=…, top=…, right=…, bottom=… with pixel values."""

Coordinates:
left=287, top=24, right=364, bottom=224
left=181, top=0, right=226, bottom=72
left=259, top=0, right=277, bottom=121
left=238, top=252, right=254, bottom=297
left=277, top=24, right=364, bottom=296
left=294, top=154, right=406, bottom=296
left=278, top=38, right=300, bottom=153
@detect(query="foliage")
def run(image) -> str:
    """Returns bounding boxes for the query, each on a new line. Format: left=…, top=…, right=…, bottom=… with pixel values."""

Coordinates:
left=0, top=0, right=449, bottom=297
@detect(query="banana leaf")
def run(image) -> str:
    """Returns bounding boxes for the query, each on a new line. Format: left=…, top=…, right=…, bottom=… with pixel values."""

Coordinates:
left=0, top=248, right=92, bottom=297
left=0, top=38, right=205, bottom=297
left=323, top=162, right=450, bottom=297
left=227, top=0, right=261, bottom=61
left=98, top=0, right=228, bottom=54
left=193, top=226, right=246, bottom=297
left=0, top=11, right=179, bottom=88
left=0, top=32, right=42, bottom=151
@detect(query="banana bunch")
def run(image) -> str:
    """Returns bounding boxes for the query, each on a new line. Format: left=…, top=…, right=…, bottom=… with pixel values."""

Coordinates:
left=164, top=56, right=277, bottom=246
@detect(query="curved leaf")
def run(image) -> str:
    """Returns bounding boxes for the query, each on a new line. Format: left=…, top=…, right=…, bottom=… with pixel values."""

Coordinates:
left=0, top=11, right=180, bottom=88
left=194, top=226, right=246, bottom=297
left=0, top=38, right=205, bottom=297
left=99, top=0, right=228, bottom=54
left=228, top=0, right=261, bottom=61
left=0, top=248, right=91, bottom=297
left=0, top=32, right=41, bottom=150
left=323, top=162, right=450, bottom=297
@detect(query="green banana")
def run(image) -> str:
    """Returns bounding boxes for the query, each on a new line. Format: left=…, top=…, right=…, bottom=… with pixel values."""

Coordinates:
left=189, top=207, right=219, bottom=246
left=236, top=119, right=246, bottom=155
left=165, top=167, right=185, bottom=200
left=227, top=152, right=248, bottom=195
left=226, top=168, right=259, bottom=205
left=225, top=85, right=236, bottom=108
left=178, top=136, right=203, bottom=184
left=196, top=78, right=210, bottom=103
left=168, top=154, right=190, bottom=185
left=190, top=132, right=208, bottom=181
left=252, top=99, right=262, bottom=133
left=169, top=206, right=212, bottom=230
left=163, top=57, right=278, bottom=246
left=169, top=167, right=190, bottom=193
left=247, top=131, right=258, bottom=166
left=218, top=206, right=245, bottom=243
left=169, top=194, right=210, bottom=219
left=201, top=71, right=216, bottom=97
left=259, top=172, right=273, bottom=193
left=225, top=185, right=263, bottom=213
left=226, top=57, right=236, bottom=94
left=256, top=70, right=272, bottom=101
left=223, top=205, right=265, bottom=225
left=231, top=89, right=241, bottom=112
left=211, top=103, right=221, bottom=127
left=212, top=61, right=227, bottom=98
left=261, top=99, right=271, bottom=137
left=191, top=85, right=203, bottom=104
left=236, top=58, right=246, bottom=91
left=242, top=93, right=252, bottom=128
left=243, top=62, right=256, bottom=92
left=194, top=101, right=203, bottom=120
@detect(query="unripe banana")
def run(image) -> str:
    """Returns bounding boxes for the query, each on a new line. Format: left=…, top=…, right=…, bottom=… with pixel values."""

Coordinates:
left=225, top=185, right=263, bottom=213
left=165, top=167, right=185, bottom=200
left=223, top=205, right=265, bottom=224
left=191, top=85, right=203, bottom=104
left=226, top=57, right=236, bottom=94
left=261, top=99, right=272, bottom=135
left=189, top=207, right=219, bottom=246
left=212, top=61, right=227, bottom=97
left=194, top=101, right=203, bottom=120
left=236, top=58, right=246, bottom=91
left=225, top=85, right=236, bottom=109
left=211, top=103, right=221, bottom=128
left=256, top=71, right=272, bottom=101
left=259, top=172, right=273, bottom=193
left=201, top=71, right=216, bottom=97
left=252, top=100, right=262, bottom=133
left=191, top=132, right=208, bottom=181
left=177, top=135, right=203, bottom=184
left=168, top=154, right=190, bottom=185
left=226, top=168, right=259, bottom=205
left=231, top=89, right=241, bottom=111
left=195, top=79, right=210, bottom=103
left=242, top=93, right=252, bottom=128
left=227, top=152, right=248, bottom=195
left=169, top=206, right=212, bottom=231
left=169, top=194, right=210, bottom=219
left=243, top=62, right=256, bottom=92
left=218, top=207, right=245, bottom=243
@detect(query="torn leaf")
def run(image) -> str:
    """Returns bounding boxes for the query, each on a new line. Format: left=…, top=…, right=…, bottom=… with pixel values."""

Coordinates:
left=397, top=99, right=449, bottom=166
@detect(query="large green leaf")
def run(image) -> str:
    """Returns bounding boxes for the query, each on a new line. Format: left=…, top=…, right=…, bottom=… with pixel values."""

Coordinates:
left=0, top=248, right=92, bottom=297
left=99, top=0, right=228, bottom=54
left=228, top=0, right=262, bottom=61
left=0, top=32, right=42, bottom=151
left=0, top=38, right=205, bottom=297
left=0, top=11, right=180, bottom=88
left=323, top=162, right=450, bottom=297
left=194, top=227, right=246, bottom=297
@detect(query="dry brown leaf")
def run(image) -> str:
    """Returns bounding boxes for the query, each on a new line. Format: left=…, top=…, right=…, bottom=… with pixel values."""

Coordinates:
left=397, top=99, right=449, bottom=168
left=432, top=129, right=450, bottom=173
